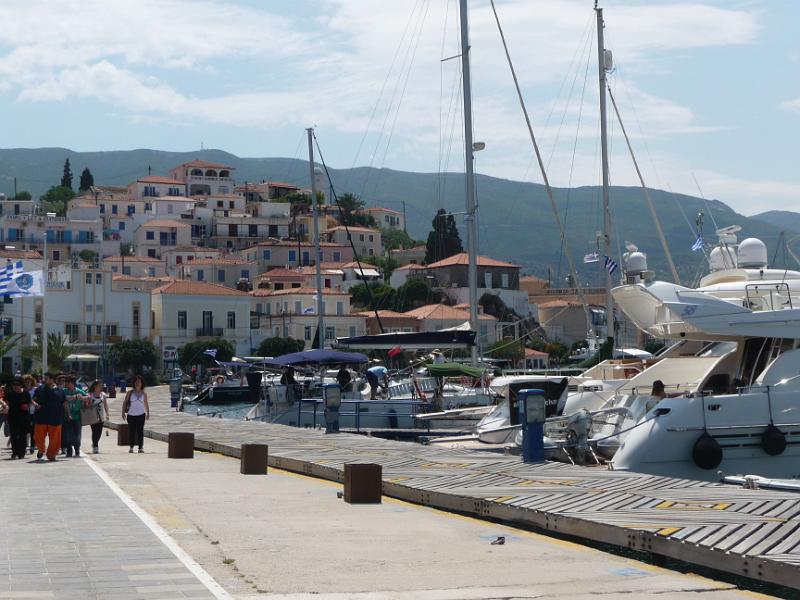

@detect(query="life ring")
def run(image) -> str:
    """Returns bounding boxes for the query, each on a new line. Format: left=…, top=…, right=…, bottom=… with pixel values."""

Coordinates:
left=761, top=424, right=787, bottom=456
left=692, top=432, right=722, bottom=470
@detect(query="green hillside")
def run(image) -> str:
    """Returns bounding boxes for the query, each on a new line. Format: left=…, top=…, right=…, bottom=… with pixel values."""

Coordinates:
left=752, top=211, right=800, bottom=236
left=0, top=147, right=789, bottom=283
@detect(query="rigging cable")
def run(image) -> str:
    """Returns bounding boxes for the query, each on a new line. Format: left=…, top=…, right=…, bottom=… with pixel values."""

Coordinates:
left=489, top=0, right=595, bottom=338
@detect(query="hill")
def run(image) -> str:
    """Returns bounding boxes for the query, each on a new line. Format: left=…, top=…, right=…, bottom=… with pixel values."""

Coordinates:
left=0, top=147, right=791, bottom=283
left=751, top=211, right=800, bottom=236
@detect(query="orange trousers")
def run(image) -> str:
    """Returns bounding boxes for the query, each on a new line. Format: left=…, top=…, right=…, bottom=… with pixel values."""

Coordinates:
left=34, top=424, right=62, bottom=459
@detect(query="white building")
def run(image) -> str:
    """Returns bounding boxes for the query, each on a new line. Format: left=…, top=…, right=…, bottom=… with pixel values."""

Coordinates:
left=169, top=160, right=235, bottom=196
left=151, top=280, right=252, bottom=367
left=128, top=175, right=186, bottom=201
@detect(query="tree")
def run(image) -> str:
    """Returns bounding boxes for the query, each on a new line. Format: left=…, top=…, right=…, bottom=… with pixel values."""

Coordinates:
left=109, top=339, right=158, bottom=374
left=395, top=277, right=441, bottom=311
left=486, top=339, right=525, bottom=366
left=256, top=336, right=305, bottom=357
left=79, top=167, right=94, bottom=192
left=13, top=191, right=31, bottom=201
left=363, top=254, right=399, bottom=280
left=349, top=282, right=396, bottom=311
left=0, top=334, right=24, bottom=365
left=61, top=158, right=73, bottom=190
left=39, top=185, right=75, bottom=216
left=425, top=208, right=463, bottom=264
left=78, top=249, right=99, bottom=264
left=382, top=228, right=419, bottom=251
left=21, top=332, right=72, bottom=372
left=178, top=339, right=235, bottom=369
left=120, top=242, right=135, bottom=257
left=336, top=192, right=378, bottom=227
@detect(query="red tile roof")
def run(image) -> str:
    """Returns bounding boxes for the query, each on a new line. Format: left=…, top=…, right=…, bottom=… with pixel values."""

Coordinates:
left=152, top=280, right=248, bottom=296
left=327, top=226, right=381, bottom=234
left=404, top=304, right=496, bottom=321
left=136, top=176, right=185, bottom=185
left=185, top=257, right=255, bottom=266
left=0, top=249, right=42, bottom=259
left=141, top=219, right=191, bottom=228
left=426, top=252, right=520, bottom=269
left=525, top=348, right=549, bottom=357
left=361, top=206, right=402, bottom=216
left=104, top=255, right=162, bottom=263
left=251, top=287, right=347, bottom=297
left=259, top=268, right=305, bottom=279
left=537, top=300, right=584, bottom=309
left=177, top=160, right=234, bottom=170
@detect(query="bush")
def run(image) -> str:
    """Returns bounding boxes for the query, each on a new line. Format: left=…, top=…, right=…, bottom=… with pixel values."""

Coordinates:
left=256, top=337, right=305, bottom=357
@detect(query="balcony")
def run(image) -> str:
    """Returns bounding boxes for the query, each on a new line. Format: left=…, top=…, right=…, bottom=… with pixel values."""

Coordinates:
left=196, top=327, right=223, bottom=337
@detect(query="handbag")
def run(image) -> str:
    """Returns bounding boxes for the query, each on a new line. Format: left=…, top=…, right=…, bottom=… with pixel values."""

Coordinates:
left=80, top=404, right=102, bottom=426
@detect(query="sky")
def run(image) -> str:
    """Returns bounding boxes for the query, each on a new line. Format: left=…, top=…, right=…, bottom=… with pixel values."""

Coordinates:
left=0, top=0, right=797, bottom=215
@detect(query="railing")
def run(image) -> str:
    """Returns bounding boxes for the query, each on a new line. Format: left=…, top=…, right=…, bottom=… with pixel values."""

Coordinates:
left=291, top=398, right=431, bottom=432
left=195, top=327, right=223, bottom=337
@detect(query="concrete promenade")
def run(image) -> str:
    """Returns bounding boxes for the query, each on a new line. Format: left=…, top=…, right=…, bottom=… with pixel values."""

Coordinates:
left=0, top=385, right=776, bottom=599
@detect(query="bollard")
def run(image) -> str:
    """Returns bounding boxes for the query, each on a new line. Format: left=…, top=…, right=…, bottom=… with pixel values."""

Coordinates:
left=168, top=432, right=194, bottom=459
left=116, top=423, right=130, bottom=446
left=240, top=443, right=268, bottom=475
left=343, top=463, right=382, bottom=504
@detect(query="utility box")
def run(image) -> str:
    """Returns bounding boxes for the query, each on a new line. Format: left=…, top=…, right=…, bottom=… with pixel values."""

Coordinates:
left=240, top=443, right=268, bottom=475
left=343, top=463, right=382, bottom=504
left=324, top=383, right=342, bottom=434
left=168, top=432, right=195, bottom=459
left=518, top=388, right=546, bottom=463
left=116, top=423, right=130, bottom=446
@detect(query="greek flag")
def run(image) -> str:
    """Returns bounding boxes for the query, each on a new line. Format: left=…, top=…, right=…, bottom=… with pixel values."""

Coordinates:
left=203, top=348, right=218, bottom=358
left=302, top=306, right=315, bottom=314
left=583, top=252, right=599, bottom=264
left=0, top=262, right=44, bottom=297
left=691, top=234, right=704, bottom=252
left=603, top=255, right=618, bottom=275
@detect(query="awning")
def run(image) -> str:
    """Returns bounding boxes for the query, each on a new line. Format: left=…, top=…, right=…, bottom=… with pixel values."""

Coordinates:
left=261, top=349, right=369, bottom=367
left=425, top=362, right=485, bottom=378
left=355, top=268, right=380, bottom=278
left=335, top=330, right=476, bottom=350
left=66, top=354, right=99, bottom=362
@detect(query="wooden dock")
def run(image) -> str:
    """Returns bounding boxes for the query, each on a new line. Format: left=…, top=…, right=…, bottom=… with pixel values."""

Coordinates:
left=114, top=389, right=800, bottom=590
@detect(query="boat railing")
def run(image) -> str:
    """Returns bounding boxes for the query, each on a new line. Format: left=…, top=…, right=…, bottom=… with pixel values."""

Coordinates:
left=275, top=398, right=432, bottom=432
left=744, top=282, right=793, bottom=311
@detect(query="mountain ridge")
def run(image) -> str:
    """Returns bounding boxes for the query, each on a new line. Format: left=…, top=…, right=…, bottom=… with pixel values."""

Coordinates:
left=0, top=147, right=793, bottom=282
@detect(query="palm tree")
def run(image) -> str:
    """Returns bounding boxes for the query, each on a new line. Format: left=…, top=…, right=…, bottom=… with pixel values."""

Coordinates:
left=0, top=333, right=24, bottom=364
left=21, top=332, right=73, bottom=372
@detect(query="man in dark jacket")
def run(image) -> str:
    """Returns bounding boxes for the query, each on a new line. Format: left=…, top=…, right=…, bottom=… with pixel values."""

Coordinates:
left=6, top=377, right=31, bottom=459
left=32, top=373, right=66, bottom=461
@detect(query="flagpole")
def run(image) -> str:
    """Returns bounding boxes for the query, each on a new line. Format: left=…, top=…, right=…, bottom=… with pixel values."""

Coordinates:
left=42, top=234, right=48, bottom=372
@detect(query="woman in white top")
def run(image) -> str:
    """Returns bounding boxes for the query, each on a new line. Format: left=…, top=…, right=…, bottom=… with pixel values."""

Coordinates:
left=122, top=375, right=150, bottom=454
left=86, top=380, right=110, bottom=454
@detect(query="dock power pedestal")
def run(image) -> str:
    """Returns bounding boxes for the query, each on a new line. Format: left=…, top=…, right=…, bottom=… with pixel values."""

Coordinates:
left=518, top=388, right=546, bottom=463
left=323, top=383, right=341, bottom=434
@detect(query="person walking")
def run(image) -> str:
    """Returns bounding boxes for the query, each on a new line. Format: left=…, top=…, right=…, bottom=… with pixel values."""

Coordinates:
left=122, top=375, right=149, bottom=454
left=33, top=373, right=65, bottom=462
left=86, top=380, right=109, bottom=454
left=24, top=375, right=37, bottom=455
left=63, top=376, right=85, bottom=457
left=6, top=377, right=31, bottom=459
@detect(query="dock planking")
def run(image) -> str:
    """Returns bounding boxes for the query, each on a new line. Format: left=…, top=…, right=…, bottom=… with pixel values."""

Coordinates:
left=112, top=388, right=800, bottom=590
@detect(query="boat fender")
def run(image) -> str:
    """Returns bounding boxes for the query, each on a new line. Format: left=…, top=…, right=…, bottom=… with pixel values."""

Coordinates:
left=692, top=432, right=722, bottom=470
left=761, top=424, right=787, bottom=456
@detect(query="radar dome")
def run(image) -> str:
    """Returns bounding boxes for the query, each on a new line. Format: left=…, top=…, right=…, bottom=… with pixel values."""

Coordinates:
left=737, top=238, right=768, bottom=269
left=625, top=252, right=648, bottom=273
left=709, top=246, right=738, bottom=271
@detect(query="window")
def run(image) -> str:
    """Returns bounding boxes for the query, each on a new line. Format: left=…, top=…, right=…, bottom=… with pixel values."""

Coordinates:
left=86, top=304, right=93, bottom=312
left=249, top=224, right=257, bottom=237
left=105, top=324, right=118, bottom=337
left=229, top=201, right=235, bottom=209
left=269, top=224, right=279, bottom=237
left=122, top=266, right=132, bottom=275
left=95, top=273, right=102, bottom=284
left=217, top=201, right=224, bottom=208
left=167, top=204, right=173, bottom=214
left=501, top=273, right=509, bottom=288
left=349, top=326, right=356, bottom=337
left=228, top=224, right=237, bottom=237
left=65, top=323, right=79, bottom=340
left=227, top=311, right=236, bottom=329
left=145, top=203, right=152, bottom=211
left=294, top=301, right=302, bottom=314
left=100, top=204, right=105, bottom=214
left=368, top=234, right=374, bottom=242
left=176, top=256, right=183, bottom=264
left=368, top=248, right=374, bottom=256
left=217, top=270, right=225, bottom=283
left=196, top=269, right=204, bottom=281
left=128, top=204, right=135, bottom=215
left=85, top=273, right=92, bottom=285
left=262, top=250, right=271, bottom=261
left=132, top=305, right=140, bottom=328
left=288, top=250, right=296, bottom=263
left=325, top=326, right=335, bottom=340
left=333, top=251, right=341, bottom=262
left=304, top=326, right=312, bottom=341
left=359, top=234, right=364, bottom=242
left=52, top=251, right=60, bottom=261
left=146, top=231, right=154, bottom=240
left=96, top=325, right=102, bottom=335
left=147, top=249, right=156, bottom=258
left=86, top=324, right=92, bottom=339
left=302, top=251, right=309, bottom=266
left=112, top=205, right=118, bottom=215
left=241, top=269, right=250, bottom=280
left=147, top=267, right=155, bottom=276
left=336, top=301, right=344, bottom=315
left=118, top=221, right=125, bottom=231
left=95, top=304, right=103, bottom=313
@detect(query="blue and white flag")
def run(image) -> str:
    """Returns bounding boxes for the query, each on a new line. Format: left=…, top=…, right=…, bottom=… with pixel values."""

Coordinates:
left=203, top=348, right=218, bottom=358
left=691, top=234, right=704, bottom=252
left=0, top=264, right=44, bottom=298
left=583, top=252, right=599, bottom=264
left=603, top=255, right=618, bottom=275
left=302, top=306, right=315, bottom=314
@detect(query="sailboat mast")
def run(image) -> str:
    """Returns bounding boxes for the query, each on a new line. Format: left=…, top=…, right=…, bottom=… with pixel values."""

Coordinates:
left=459, top=0, right=479, bottom=365
left=307, top=128, right=325, bottom=349
left=596, top=4, right=614, bottom=349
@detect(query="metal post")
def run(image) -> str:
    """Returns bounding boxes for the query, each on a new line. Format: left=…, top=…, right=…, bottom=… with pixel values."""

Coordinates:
left=42, top=234, right=48, bottom=371
left=596, top=5, right=614, bottom=350
left=459, top=0, right=479, bottom=365
left=307, top=128, right=325, bottom=348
